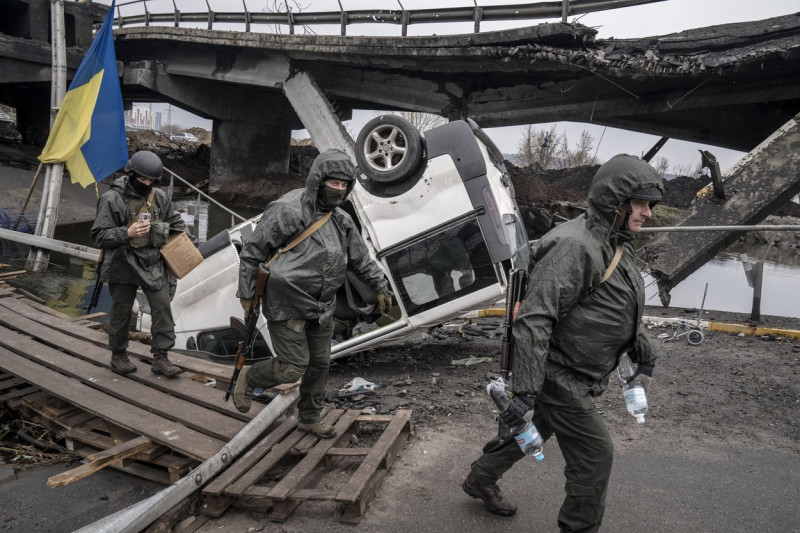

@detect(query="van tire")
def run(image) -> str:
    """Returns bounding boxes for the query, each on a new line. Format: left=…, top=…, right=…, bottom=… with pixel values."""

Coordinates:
left=356, top=115, right=423, bottom=183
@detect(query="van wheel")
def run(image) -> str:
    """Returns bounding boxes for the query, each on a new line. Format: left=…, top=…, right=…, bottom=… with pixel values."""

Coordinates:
left=356, top=115, right=423, bottom=183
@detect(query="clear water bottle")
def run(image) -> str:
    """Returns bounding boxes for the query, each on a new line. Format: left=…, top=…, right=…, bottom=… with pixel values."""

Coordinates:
left=487, top=377, right=545, bottom=461
left=617, top=353, right=648, bottom=424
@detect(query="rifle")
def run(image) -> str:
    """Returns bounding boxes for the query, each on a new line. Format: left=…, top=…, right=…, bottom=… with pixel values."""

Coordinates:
left=224, top=263, right=270, bottom=402
left=85, top=251, right=105, bottom=314
left=499, top=268, right=529, bottom=380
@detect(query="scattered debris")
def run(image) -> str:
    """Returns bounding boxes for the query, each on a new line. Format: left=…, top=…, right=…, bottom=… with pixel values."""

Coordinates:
left=450, top=356, right=495, bottom=367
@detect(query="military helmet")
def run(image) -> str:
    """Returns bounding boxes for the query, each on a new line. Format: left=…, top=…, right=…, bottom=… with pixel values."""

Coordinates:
left=125, top=150, right=163, bottom=181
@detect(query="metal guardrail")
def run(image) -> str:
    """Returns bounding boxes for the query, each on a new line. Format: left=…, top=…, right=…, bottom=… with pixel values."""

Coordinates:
left=164, top=167, right=247, bottom=228
left=113, top=0, right=666, bottom=36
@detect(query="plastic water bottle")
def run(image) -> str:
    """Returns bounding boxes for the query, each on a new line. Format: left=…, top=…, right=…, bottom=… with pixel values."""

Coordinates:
left=617, top=353, right=648, bottom=424
left=487, top=377, right=545, bottom=461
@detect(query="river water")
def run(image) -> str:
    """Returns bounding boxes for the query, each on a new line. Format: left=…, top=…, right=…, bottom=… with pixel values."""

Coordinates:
left=1, top=198, right=799, bottom=319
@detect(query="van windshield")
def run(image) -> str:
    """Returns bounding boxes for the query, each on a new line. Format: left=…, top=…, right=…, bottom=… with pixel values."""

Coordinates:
left=384, top=217, right=497, bottom=316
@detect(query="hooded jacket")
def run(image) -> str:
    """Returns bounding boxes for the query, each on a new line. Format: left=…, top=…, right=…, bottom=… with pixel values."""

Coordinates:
left=90, top=175, right=186, bottom=291
left=237, top=149, right=389, bottom=322
left=512, top=154, right=663, bottom=397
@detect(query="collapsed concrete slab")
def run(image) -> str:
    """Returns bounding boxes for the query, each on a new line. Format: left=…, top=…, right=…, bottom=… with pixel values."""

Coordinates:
left=644, top=112, right=800, bottom=306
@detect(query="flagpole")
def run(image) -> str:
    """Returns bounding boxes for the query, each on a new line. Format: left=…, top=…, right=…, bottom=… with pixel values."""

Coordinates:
left=27, top=0, right=67, bottom=273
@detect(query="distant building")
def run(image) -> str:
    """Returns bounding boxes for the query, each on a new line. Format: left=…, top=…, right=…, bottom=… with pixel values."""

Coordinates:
left=125, top=105, right=162, bottom=131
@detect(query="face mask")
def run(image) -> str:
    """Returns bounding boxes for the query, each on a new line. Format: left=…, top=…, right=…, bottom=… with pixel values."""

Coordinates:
left=318, top=186, right=347, bottom=212
left=129, top=176, right=154, bottom=196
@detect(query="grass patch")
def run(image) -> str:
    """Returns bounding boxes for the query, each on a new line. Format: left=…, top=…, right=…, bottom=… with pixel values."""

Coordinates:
left=650, top=204, right=684, bottom=227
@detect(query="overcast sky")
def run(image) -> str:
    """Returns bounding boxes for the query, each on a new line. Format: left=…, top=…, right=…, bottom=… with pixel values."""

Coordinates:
left=112, top=0, right=798, bottom=172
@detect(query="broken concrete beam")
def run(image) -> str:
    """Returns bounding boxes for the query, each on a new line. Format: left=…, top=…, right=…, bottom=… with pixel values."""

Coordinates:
left=644, top=112, right=800, bottom=306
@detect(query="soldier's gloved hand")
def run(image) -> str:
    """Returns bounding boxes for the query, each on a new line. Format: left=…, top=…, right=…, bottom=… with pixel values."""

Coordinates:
left=628, top=362, right=655, bottom=391
left=240, top=298, right=252, bottom=319
left=377, top=292, right=393, bottom=314
left=500, top=394, right=536, bottom=431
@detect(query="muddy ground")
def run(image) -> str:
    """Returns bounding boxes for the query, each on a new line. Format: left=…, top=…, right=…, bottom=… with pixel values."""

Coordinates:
left=326, top=307, right=800, bottom=457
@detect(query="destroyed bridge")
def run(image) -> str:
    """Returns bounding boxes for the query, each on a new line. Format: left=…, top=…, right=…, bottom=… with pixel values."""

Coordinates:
left=1, top=0, right=799, bottom=297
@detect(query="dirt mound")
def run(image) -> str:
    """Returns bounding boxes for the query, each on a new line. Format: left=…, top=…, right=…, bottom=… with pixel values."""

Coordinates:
left=507, top=162, right=587, bottom=205
left=212, top=144, right=320, bottom=208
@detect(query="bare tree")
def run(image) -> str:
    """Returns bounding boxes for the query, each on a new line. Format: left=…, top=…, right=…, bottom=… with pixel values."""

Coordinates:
left=517, top=125, right=595, bottom=169
left=653, top=156, right=670, bottom=177
left=516, top=124, right=560, bottom=168
left=672, top=162, right=702, bottom=178
left=261, top=0, right=314, bottom=34
left=387, top=111, right=447, bottom=132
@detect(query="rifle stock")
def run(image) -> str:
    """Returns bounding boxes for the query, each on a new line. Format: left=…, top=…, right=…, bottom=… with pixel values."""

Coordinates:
left=224, top=263, right=270, bottom=402
left=500, top=269, right=529, bottom=380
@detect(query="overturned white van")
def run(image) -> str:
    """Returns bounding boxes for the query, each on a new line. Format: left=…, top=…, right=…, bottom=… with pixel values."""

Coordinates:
left=139, top=116, right=530, bottom=363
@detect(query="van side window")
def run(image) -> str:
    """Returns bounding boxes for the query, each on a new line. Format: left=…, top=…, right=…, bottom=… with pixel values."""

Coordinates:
left=384, top=218, right=496, bottom=316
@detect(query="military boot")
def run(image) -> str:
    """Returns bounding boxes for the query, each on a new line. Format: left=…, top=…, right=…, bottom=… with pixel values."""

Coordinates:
left=297, top=421, right=338, bottom=439
left=233, top=367, right=253, bottom=413
left=462, top=473, right=517, bottom=516
left=151, top=350, right=183, bottom=378
left=110, top=351, right=136, bottom=374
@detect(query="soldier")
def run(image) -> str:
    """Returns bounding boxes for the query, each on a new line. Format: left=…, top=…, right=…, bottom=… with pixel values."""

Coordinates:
left=234, top=149, right=392, bottom=439
left=90, top=150, right=185, bottom=377
left=463, top=154, right=664, bottom=532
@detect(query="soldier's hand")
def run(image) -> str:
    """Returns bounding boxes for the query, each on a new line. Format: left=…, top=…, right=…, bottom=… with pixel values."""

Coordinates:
left=240, top=298, right=252, bottom=319
left=500, top=394, right=536, bottom=431
left=628, top=362, right=655, bottom=391
left=127, top=222, right=150, bottom=238
left=377, top=292, right=393, bottom=314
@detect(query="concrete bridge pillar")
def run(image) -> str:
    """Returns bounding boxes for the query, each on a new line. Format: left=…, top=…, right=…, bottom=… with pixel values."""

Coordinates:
left=210, top=116, right=292, bottom=192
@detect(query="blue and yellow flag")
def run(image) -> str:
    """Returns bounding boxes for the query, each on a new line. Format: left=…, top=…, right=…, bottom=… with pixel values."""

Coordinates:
left=38, top=0, right=127, bottom=188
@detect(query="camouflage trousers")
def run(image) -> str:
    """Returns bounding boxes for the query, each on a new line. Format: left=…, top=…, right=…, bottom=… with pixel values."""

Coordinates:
left=469, top=378, right=614, bottom=533
left=246, top=317, right=334, bottom=425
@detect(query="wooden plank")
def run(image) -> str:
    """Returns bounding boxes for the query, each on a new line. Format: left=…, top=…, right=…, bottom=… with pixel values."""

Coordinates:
left=0, top=297, right=233, bottom=381
left=0, top=346, right=225, bottom=460
left=60, top=410, right=97, bottom=430
left=203, top=417, right=298, bottom=496
left=200, top=419, right=298, bottom=517
left=0, top=376, right=26, bottom=391
left=70, top=312, right=106, bottom=322
left=0, top=326, right=246, bottom=441
left=47, top=436, right=153, bottom=487
left=268, top=409, right=361, bottom=501
left=19, top=299, right=74, bottom=320
left=221, top=409, right=347, bottom=500
left=64, top=426, right=193, bottom=470
left=0, top=384, right=37, bottom=402
left=0, top=270, right=26, bottom=280
left=0, top=307, right=260, bottom=422
left=0, top=286, right=14, bottom=298
left=71, top=445, right=172, bottom=485
left=336, top=409, right=412, bottom=504
left=326, top=447, right=370, bottom=457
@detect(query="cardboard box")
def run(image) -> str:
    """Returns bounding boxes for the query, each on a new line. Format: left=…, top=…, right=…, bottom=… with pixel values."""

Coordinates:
left=160, top=230, right=203, bottom=279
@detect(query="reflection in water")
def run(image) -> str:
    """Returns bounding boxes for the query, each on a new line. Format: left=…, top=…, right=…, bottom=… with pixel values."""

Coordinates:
left=645, top=246, right=800, bottom=319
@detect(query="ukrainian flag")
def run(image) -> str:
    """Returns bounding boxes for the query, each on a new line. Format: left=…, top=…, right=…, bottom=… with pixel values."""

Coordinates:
left=38, top=0, right=127, bottom=188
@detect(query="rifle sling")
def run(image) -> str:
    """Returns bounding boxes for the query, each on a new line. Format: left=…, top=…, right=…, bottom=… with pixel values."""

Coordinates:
left=600, top=244, right=624, bottom=283
left=263, top=211, right=333, bottom=270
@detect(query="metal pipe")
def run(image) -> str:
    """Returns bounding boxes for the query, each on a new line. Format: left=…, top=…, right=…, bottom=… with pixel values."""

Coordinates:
left=0, top=228, right=101, bottom=262
left=74, top=390, right=300, bottom=533
left=640, top=225, right=800, bottom=233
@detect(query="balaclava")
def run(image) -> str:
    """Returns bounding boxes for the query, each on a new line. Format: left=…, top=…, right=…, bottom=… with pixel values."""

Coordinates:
left=129, top=175, right=154, bottom=197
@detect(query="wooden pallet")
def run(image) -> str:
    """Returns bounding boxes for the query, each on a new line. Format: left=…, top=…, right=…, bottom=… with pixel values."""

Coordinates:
left=203, top=408, right=412, bottom=524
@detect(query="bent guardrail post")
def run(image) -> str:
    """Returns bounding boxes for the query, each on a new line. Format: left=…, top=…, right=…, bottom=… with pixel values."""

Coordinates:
left=73, top=389, right=300, bottom=533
